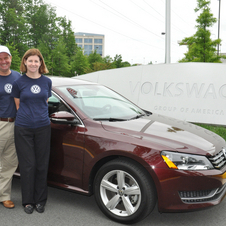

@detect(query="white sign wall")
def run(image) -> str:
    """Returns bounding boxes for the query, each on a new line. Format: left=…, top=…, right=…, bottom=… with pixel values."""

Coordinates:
left=77, top=63, right=226, bottom=125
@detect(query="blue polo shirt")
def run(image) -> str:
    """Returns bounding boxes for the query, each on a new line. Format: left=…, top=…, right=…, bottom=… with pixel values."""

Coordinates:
left=0, top=70, right=21, bottom=118
left=11, top=74, right=52, bottom=128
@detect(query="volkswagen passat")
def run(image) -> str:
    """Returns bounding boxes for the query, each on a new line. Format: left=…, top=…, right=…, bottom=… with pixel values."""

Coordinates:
left=26, top=76, right=226, bottom=224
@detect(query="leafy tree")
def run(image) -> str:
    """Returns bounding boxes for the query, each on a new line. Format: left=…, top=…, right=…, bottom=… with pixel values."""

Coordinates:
left=41, top=4, right=61, bottom=52
left=0, top=0, right=29, bottom=56
left=37, top=41, right=52, bottom=74
left=51, top=37, right=70, bottom=76
left=179, top=0, right=223, bottom=63
left=103, top=55, right=113, bottom=63
left=87, top=50, right=103, bottom=71
left=121, top=61, right=131, bottom=67
left=59, top=17, right=77, bottom=59
left=6, top=43, right=21, bottom=72
left=24, top=0, right=51, bottom=48
left=71, top=47, right=89, bottom=76
left=85, top=54, right=121, bottom=73
left=102, top=55, right=116, bottom=69
left=90, top=61, right=114, bottom=72
left=112, top=54, right=131, bottom=68
left=113, top=54, right=123, bottom=68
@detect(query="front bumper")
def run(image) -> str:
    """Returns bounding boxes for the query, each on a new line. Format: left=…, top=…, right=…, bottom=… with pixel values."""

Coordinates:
left=154, top=168, right=226, bottom=213
left=179, top=182, right=226, bottom=203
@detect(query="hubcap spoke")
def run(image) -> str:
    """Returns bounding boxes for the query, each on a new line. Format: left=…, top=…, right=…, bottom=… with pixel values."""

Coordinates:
left=101, top=179, right=118, bottom=192
left=106, top=194, right=121, bottom=210
left=124, top=186, right=140, bottom=196
left=117, top=171, right=125, bottom=189
left=122, top=196, right=135, bottom=215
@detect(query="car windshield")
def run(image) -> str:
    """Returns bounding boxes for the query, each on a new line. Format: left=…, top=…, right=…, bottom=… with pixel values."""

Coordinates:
left=58, top=84, right=146, bottom=120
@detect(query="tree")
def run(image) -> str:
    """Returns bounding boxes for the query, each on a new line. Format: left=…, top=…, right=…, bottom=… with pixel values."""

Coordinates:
left=51, top=37, right=71, bottom=77
left=121, top=61, right=131, bottom=67
left=113, top=54, right=123, bottom=68
left=71, top=47, right=89, bottom=76
left=179, top=0, right=223, bottom=63
left=24, top=0, right=51, bottom=48
left=102, top=55, right=116, bottom=69
left=59, top=17, right=77, bottom=59
left=87, top=50, right=103, bottom=71
left=112, top=54, right=131, bottom=68
left=6, top=43, right=21, bottom=72
left=0, top=0, right=29, bottom=56
left=37, top=41, right=52, bottom=73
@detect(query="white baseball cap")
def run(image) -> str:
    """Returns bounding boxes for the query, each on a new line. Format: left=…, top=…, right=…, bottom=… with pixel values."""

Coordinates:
left=0, top=46, right=11, bottom=56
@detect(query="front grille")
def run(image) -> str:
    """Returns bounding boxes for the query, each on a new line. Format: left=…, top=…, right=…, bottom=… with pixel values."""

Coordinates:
left=208, top=148, right=226, bottom=170
left=179, top=183, right=226, bottom=203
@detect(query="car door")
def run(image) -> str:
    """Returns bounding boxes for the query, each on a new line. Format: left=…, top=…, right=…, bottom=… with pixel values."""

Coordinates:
left=48, top=93, right=85, bottom=189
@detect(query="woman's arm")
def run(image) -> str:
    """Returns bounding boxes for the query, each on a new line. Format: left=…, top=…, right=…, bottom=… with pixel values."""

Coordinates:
left=14, top=98, right=20, bottom=110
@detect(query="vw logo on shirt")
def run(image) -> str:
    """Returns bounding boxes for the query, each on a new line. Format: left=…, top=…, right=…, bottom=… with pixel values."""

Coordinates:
left=4, top=83, right=12, bottom=93
left=31, top=85, right=41, bottom=94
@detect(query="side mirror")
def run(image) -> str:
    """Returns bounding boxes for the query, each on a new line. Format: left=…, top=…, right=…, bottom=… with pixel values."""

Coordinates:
left=50, top=111, right=80, bottom=125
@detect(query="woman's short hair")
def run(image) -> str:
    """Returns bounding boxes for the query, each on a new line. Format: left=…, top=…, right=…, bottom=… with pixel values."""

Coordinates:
left=20, top=48, right=49, bottom=74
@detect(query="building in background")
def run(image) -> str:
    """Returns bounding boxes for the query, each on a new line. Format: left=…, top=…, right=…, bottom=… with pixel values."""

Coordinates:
left=75, top=32, right=105, bottom=57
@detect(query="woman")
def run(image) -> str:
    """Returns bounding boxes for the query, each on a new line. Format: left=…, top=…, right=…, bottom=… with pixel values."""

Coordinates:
left=11, top=49, right=52, bottom=214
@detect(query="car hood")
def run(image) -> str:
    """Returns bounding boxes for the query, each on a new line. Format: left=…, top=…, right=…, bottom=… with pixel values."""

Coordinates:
left=101, top=113, right=225, bottom=156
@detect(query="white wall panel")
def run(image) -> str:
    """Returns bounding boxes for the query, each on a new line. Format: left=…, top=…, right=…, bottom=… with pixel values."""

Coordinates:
left=77, top=63, right=226, bottom=125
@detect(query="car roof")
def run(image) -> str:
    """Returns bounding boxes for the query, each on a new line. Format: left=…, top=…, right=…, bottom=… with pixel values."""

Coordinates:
left=48, top=76, right=96, bottom=87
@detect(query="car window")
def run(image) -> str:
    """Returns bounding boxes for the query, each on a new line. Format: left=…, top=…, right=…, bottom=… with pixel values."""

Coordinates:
left=57, top=85, right=145, bottom=119
left=48, top=93, right=71, bottom=116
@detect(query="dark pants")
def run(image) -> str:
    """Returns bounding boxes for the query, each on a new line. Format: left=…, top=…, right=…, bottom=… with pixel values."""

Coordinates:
left=15, top=125, right=51, bottom=207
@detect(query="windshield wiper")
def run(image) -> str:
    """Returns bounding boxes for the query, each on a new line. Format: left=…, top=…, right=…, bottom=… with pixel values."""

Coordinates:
left=142, top=110, right=152, bottom=116
left=130, top=114, right=146, bottom=120
left=93, top=118, right=128, bottom=122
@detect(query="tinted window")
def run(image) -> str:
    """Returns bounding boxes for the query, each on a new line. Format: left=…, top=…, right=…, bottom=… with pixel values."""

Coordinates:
left=57, top=85, right=145, bottom=119
left=84, top=38, right=92, bottom=43
left=94, top=39, right=102, bottom=44
left=75, top=38, right=82, bottom=43
left=48, top=93, right=71, bottom=116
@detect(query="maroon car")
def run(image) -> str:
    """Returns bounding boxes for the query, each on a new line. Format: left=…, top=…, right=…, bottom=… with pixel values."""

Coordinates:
left=33, top=76, right=226, bottom=223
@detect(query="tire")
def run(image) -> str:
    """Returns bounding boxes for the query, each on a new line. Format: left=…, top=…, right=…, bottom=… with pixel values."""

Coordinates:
left=94, top=158, right=157, bottom=224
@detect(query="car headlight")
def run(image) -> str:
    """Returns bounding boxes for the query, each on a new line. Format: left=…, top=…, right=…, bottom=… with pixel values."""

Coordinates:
left=161, top=151, right=214, bottom=170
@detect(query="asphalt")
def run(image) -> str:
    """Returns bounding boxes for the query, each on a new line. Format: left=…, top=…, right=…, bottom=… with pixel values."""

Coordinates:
left=0, top=177, right=226, bottom=226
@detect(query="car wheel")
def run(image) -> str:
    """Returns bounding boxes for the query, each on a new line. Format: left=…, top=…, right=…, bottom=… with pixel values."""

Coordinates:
left=94, top=158, right=157, bottom=224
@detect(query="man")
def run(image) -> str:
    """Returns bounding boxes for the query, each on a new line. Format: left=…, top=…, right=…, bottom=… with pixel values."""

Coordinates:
left=0, top=45, right=21, bottom=208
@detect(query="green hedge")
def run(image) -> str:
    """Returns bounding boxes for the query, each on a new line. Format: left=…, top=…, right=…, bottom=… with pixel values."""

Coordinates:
left=196, top=124, right=226, bottom=141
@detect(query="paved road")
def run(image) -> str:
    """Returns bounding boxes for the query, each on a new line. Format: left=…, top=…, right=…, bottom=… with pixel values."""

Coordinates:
left=1, top=177, right=226, bottom=226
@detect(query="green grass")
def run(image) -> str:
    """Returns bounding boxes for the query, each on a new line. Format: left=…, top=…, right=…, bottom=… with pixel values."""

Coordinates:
left=196, top=124, right=226, bottom=141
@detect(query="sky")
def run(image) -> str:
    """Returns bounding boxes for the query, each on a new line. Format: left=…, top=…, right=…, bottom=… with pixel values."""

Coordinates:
left=45, top=0, right=226, bottom=65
